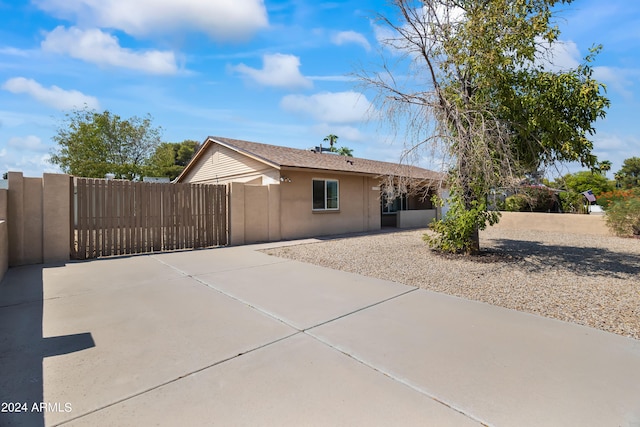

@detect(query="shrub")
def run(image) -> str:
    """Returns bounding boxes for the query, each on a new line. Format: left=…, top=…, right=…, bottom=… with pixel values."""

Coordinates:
left=503, top=187, right=559, bottom=212
left=558, top=191, right=588, bottom=214
left=598, top=189, right=638, bottom=210
left=522, top=186, right=557, bottom=212
left=425, top=194, right=500, bottom=254
left=504, top=194, right=528, bottom=211
left=605, top=197, right=640, bottom=237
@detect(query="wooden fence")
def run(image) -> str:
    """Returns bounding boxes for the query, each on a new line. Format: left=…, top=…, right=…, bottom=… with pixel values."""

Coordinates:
left=72, top=178, right=227, bottom=259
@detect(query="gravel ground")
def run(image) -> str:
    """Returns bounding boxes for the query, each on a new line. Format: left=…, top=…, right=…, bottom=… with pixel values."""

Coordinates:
left=262, top=228, right=640, bottom=340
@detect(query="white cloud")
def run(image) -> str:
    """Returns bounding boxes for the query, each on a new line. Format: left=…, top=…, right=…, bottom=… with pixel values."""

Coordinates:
left=332, top=31, right=371, bottom=51
left=42, top=26, right=178, bottom=75
left=0, top=47, right=30, bottom=57
left=2, top=77, right=100, bottom=110
left=0, top=152, right=58, bottom=176
left=8, top=135, right=49, bottom=152
left=308, top=75, right=353, bottom=82
left=593, top=66, right=636, bottom=99
left=0, top=136, right=59, bottom=176
left=34, top=0, right=268, bottom=41
left=311, top=123, right=365, bottom=142
left=233, top=53, right=312, bottom=89
left=280, top=91, right=375, bottom=123
left=537, top=39, right=581, bottom=71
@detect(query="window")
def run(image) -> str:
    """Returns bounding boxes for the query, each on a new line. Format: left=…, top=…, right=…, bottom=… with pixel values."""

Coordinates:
left=381, top=187, right=407, bottom=213
left=312, top=179, right=339, bottom=210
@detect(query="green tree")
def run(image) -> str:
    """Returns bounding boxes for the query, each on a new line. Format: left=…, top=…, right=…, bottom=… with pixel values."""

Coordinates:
left=337, top=146, right=354, bottom=157
left=364, top=0, right=609, bottom=254
left=558, top=171, right=613, bottom=196
left=145, top=140, right=200, bottom=180
left=597, top=159, right=612, bottom=177
left=323, top=134, right=339, bottom=150
left=49, top=109, right=162, bottom=180
left=616, top=157, right=640, bottom=188
left=323, top=134, right=354, bottom=157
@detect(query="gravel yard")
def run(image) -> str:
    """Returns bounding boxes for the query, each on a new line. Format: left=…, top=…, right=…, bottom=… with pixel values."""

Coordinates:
left=263, top=228, right=640, bottom=340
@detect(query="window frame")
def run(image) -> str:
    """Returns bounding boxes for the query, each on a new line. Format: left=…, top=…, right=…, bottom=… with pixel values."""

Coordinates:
left=312, top=178, right=340, bottom=211
left=381, top=186, right=407, bottom=214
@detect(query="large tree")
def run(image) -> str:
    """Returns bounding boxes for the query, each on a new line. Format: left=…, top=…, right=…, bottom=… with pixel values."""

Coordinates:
left=49, top=109, right=162, bottom=180
left=144, top=140, right=201, bottom=180
left=363, top=0, right=609, bottom=253
left=616, top=157, right=640, bottom=188
left=557, top=171, right=613, bottom=196
left=597, top=159, right=612, bottom=177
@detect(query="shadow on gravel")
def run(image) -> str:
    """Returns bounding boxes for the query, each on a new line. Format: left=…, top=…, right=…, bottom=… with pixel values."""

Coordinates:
left=486, top=238, right=640, bottom=279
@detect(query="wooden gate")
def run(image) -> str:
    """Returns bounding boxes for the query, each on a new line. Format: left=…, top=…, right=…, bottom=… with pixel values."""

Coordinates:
left=71, top=178, right=227, bottom=259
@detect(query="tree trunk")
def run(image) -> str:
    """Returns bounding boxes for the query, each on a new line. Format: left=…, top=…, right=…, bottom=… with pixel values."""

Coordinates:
left=468, top=226, right=480, bottom=255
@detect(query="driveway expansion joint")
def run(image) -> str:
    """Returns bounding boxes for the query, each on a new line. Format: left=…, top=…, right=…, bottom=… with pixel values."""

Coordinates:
left=306, top=331, right=489, bottom=427
left=53, top=331, right=302, bottom=426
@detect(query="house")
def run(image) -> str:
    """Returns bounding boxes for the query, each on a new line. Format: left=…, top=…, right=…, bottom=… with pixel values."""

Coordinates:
left=176, top=136, right=444, bottom=244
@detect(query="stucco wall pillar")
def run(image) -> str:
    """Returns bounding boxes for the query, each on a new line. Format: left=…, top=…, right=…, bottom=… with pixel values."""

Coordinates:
left=43, top=174, right=71, bottom=263
left=5, top=172, right=71, bottom=268
left=0, top=190, right=7, bottom=282
left=368, top=178, right=381, bottom=231
left=244, top=185, right=269, bottom=243
left=7, top=172, right=25, bottom=267
left=23, top=177, right=43, bottom=265
left=268, top=184, right=281, bottom=241
left=228, top=182, right=245, bottom=245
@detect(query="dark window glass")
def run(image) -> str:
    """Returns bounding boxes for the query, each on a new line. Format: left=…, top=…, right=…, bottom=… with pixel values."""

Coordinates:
left=313, top=180, right=325, bottom=209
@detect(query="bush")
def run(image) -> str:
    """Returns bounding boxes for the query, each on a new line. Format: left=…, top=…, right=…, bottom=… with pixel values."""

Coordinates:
left=523, top=186, right=557, bottom=212
left=558, top=191, right=588, bottom=214
left=598, top=189, right=638, bottom=210
left=503, top=187, right=559, bottom=212
left=425, top=195, right=500, bottom=254
left=605, top=197, right=640, bottom=237
left=504, top=194, right=527, bottom=211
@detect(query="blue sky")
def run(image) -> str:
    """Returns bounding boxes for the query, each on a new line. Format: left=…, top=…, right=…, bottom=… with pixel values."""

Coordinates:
left=1, top=0, right=638, bottom=178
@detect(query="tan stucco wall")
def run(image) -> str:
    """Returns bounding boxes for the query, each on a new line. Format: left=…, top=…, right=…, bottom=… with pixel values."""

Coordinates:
left=228, top=182, right=245, bottom=245
left=228, top=171, right=382, bottom=244
left=0, top=189, right=6, bottom=220
left=397, top=209, right=437, bottom=228
left=491, top=211, right=612, bottom=236
left=43, top=174, right=71, bottom=263
left=244, top=185, right=269, bottom=243
left=23, top=177, right=43, bottom=264
left=229, top=182, right=281, bottom=245
left=267, top=184, right=281, bottom=241
left=5, top=172, right=71, bottom=267
left=7, top=172, right=24, bottom=267
left=0, top=220, right=7, bottom=283
left=278, top=170, right=381, bottom=240
left=0, top=189, right=7, bottom=282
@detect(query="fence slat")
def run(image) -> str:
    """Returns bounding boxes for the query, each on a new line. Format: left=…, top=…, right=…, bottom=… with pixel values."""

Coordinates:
left=69, top=176, right=76, bottom=259
left=71, top=180, right=227, bottom=259
left=77, top=179, right=86, bottom=259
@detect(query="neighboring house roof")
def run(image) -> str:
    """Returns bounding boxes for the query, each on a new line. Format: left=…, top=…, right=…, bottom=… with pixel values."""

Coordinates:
left=177, top=136, right=443, bottom=183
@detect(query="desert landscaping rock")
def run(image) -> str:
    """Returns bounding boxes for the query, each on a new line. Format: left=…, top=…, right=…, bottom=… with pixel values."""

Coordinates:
left=263, top=228, right=640, bottom=340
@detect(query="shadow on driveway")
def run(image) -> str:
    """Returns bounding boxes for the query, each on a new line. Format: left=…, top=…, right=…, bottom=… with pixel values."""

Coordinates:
left=0, top=264, right=95, bottom=427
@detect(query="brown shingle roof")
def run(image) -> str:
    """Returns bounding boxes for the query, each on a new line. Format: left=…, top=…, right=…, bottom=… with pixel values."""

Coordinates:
left=197, top=136, right=442, bottom=181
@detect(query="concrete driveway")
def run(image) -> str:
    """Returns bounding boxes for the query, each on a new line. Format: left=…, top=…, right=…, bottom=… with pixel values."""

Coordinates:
left=1, top=241, right=640, bottom=426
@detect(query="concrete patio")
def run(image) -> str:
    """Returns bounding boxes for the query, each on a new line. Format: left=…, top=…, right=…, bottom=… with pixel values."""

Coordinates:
left=1, top=241, right=639, bottom=426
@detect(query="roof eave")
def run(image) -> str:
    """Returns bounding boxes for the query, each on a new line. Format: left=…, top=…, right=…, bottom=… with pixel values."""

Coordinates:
left=175, top=136, right=282, bottom=183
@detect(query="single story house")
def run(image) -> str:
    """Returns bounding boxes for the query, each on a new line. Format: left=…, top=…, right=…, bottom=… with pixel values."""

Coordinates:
left=176, top=136, right=444, bottom=243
